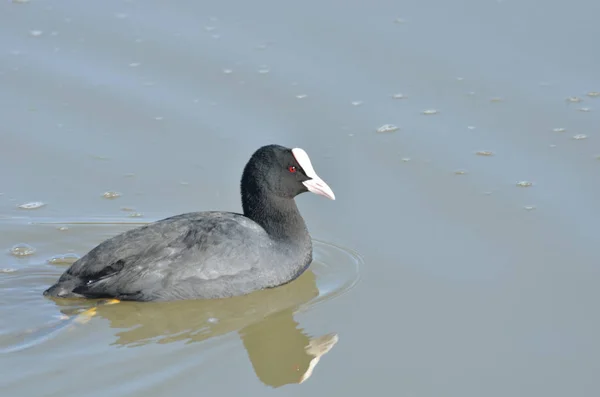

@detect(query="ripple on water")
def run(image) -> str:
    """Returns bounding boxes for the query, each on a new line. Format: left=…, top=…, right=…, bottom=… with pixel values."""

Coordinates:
left=0, top=231, right=361, bottom=354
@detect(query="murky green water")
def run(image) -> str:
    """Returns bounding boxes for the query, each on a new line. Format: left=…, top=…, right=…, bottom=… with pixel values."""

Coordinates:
left=1, top=0, right=599, bottom=396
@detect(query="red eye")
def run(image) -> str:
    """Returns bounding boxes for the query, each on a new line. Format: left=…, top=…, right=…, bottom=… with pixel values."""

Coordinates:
left=288, top=166, right=297, bottom=173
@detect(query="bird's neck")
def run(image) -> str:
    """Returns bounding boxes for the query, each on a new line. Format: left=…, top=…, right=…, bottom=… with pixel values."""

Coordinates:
left=242, top=188, right=309, bottom=243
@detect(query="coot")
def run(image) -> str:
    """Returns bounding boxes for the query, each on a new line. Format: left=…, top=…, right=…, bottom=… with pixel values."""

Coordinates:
left=43, top=144, right=335, bottom=302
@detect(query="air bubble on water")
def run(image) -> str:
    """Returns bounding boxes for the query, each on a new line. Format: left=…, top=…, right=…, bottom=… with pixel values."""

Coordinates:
left=553, top=127, right=566, bottom=132
left=392, top=93, right=406, bottom=99
left=587, top=92, right=599, bottom=98
left=578, top=107, right=591, bottom=112
left=475, top=150, right=493, bottom=156
left=516, top=181, right=532, bottom=187
left=103, top=191, right=122, bottom=199
left=566, top=96, right=582, bottom=103
left=29, top=30, right=43, bottom=37
left=351, top=101, right=363, bottom=106
left=48, top=253, right=80, bottom=265
left=296, top=94, right=308, bottom=99
left=10, top=243, right=36, bottom=257
left=376, top=124, right=399, bottom=133
left=17, top=201, right=46, bottom=209
left=572, top=134, right=588, bottom=140
left=422, top=109, right=438, bottom=115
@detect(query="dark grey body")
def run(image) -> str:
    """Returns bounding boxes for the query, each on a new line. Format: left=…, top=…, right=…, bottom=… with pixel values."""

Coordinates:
left=44, top=212, right=312, bottom=301
left=44, top=144, right=326, bottom=302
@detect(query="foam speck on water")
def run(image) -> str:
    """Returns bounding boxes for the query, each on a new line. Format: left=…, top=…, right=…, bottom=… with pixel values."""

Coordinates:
left=48, top=253, right=80, bottom=265
left=103, top=191, right=122, bottom=199
left=18, top=202, right=46, bottom=209
left=376, top=124, right=399, bottom=133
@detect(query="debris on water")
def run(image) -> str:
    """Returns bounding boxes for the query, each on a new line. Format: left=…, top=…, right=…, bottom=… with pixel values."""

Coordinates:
left=578, top=107, right=591, bottom=112
left=421, top=109, right=438, bottom=115
left=392, top=93, right=406, bottom=99
left=56, top=226, right=69, bottom=231
left=376, top=124, right=399, bottom=133
left=467, top=126, right=476, bottom=130
left=29, top=30, right=43, bottom=37
left=524, top=206, right=536, bottom=211
left=207, top=317, right=219, bottom=324
left=103, top=191, right=122, bottom=199
left=351, top=101, right=363, bottom=106
left=222, top=69, right=233, bottom=74
left=566, top=96, right=582, bottom=103
left=48, top=253, right=80, bottom=265
left=454, top=170, right=467, bottom=175
left=572, top=134, right=588, bottom=140
left=516, top=181, right=533, bottom=187
left=258, top=66, right=270, bottom=74
left=154, top=116, right=164, bottom=121
left=128, top=212, right=143, bottom=218
left=296, top=94, right=308, bottom=99
left=553, top=127, right=566, bottom=133
left=129, top=62, right=141, bottom=67
left=17, top=201, right=46, bottom=209
left=394, top=18, right=406, bottom=24
left=587, top=91, right=599, bottom=98
left=10, top=243, right=36, bottom=257
left=475, top=150, right=494, bottom=156
left=1, top=268, right=17, bottom=273
left=401, top=158, right=411, bottom=162
left=490, top=97, right=503, bottom=103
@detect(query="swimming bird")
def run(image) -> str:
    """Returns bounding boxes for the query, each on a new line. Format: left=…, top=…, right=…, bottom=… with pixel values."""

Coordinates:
left=43, top=144, right=335, bottom=302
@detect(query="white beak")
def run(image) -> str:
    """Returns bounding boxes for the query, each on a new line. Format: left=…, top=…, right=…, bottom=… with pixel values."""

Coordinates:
left=292, top=148, right=336, bottom=200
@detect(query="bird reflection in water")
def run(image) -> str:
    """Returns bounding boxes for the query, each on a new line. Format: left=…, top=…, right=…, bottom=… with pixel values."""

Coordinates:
left=51, top=269, right=338, bottom=387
